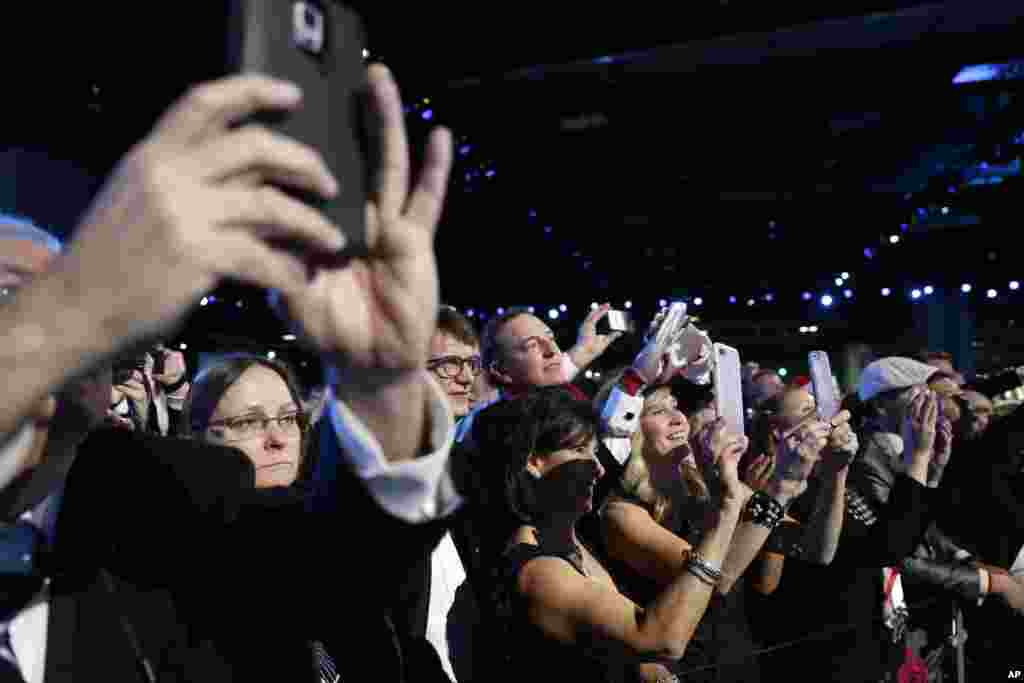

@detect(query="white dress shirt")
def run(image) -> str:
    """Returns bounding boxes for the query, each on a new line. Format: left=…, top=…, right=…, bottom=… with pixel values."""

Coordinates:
left=2, top=370, right=460, bottom=681
left=425, top=532, right=465, bottom=682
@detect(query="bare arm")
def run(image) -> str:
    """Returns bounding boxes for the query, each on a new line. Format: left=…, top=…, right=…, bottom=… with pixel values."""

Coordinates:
left=521, top=501, right=743, bottom=661
left=0, top=271, right=119, bottom=441
left=797, top=468, right=848, bottom=565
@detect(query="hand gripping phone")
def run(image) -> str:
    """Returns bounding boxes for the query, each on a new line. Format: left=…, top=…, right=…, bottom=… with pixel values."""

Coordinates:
left=808, top=350, right=840, bottom=421
left=596, top=309, right=636, bottom=336
left=713, top=343, right=745, bottom=436
left=226, top=1, right=369, bottom=258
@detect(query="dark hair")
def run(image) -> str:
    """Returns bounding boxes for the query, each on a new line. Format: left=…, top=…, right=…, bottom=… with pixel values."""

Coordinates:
left=480, top=306, right=533, bottom=371
left=468, top=386, right=600, bottom=550
left=184, top=354, right=314, bottom=483
left=437, top=305, right=480, bottom=348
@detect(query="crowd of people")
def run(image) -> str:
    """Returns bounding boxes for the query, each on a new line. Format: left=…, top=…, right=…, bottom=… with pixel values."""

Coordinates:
left=1, top=63, right=1022, bottom=683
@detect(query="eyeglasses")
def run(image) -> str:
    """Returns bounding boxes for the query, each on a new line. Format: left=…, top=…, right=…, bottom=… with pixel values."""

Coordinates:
left=207, top=411, right=307, bottom=441
left=427, top=355, right=483, bottom=379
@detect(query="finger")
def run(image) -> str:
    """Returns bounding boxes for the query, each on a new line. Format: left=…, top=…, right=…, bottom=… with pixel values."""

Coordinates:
left=212, top=232, right=307, bottom=298
left=831, top=410, right=852, bottom=427
left=197, top=125, right=338, bottom=199
left=218, top=186, right=346, bottom=253
left=153, top=75, right=303, bottom=146
left=365, top=64, right=411, bottom=220
left=404, top=126, right=454, bottom=239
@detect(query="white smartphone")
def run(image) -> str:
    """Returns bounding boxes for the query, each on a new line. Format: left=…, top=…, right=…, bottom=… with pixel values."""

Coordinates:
left=713, top=343, right=745, bottom=436
left=808, top=350, right=840, bottom=421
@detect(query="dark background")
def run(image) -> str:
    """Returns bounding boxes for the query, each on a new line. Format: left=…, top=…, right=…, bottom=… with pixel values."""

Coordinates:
left=3, top=1, right=1024, bottom=390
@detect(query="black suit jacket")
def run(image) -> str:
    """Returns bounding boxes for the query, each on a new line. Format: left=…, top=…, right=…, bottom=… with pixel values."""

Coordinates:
left=33, top=416, right=451, bottom=683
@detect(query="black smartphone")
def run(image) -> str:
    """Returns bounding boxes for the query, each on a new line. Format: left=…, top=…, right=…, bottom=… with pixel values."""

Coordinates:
left=596, top=310, right=635, bottom=336
left=226, top=1, right=369, bottom=258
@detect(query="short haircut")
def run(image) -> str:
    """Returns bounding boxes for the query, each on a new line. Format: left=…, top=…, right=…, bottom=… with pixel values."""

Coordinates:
left=436, top=305, right=479, bottom=348
left=480, top=306, right=533, bottom=370
left=0, top=213, right=62, bottom=253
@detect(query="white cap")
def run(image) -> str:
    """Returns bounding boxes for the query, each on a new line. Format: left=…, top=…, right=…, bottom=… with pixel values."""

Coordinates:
left=857, top=357, right=938, bottom=402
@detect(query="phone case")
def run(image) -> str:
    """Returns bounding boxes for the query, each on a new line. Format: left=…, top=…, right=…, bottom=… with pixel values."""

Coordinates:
left=226, top=0, right=368, bottom=255
left=808, top=350, right=840, bottom=420
left=713, top=343, right=745, bottom=436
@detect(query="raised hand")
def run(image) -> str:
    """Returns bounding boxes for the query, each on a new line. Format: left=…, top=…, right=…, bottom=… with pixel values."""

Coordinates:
left=567, top=303, right=625, bottom=371
left=817, top=410, right=858, bottom=478
left=771, top=418, right=830, bottom=501
left=58, top=75, right=344, bottom=348
left=276, top=65, right=453, bottom=389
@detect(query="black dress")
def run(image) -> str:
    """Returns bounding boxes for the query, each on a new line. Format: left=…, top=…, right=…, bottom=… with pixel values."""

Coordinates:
left=495, top=543, right=639, bottom=683
left=597, top=485, right=762, bottom=683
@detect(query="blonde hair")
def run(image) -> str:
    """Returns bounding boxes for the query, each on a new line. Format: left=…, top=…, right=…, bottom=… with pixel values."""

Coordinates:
left=595, top=369, right=709, bottom=526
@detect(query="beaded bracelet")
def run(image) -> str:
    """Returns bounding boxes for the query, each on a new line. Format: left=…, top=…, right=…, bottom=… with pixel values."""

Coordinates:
left=684, top=548, right=723, bottom=586
left=742, top=490, right=785, bottom=530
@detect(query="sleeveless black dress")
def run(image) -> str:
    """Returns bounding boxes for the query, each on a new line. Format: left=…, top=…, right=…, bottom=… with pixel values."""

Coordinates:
left=597, top=484, right=762, bottom=683
left=494, top=542, right=640, bottom=683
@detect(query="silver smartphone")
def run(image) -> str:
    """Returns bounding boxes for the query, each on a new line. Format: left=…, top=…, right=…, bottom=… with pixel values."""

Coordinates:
left=713, top=343, right=745, bottom=436
left=808, top=350, right=840, bottom=421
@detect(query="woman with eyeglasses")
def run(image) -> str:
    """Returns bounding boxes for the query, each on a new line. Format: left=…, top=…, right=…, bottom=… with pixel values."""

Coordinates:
left=185, top=355, right=312, bottom=488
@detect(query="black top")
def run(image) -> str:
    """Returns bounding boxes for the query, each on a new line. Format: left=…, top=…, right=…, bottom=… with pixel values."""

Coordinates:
left=598, top=484, right=761, bottom=683
left=496, top=542, right=638, bottom=683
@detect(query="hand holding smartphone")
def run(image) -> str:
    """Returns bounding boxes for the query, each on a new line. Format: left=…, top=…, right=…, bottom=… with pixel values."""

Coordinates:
left=226, top=0, right=369, bottom=258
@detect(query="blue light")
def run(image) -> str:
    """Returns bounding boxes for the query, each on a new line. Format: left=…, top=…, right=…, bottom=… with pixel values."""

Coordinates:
left=941, top=206, right=950, bottom=215
left=802, top=292, right=813, bottom=301
left=528, top=306, right=535, bottom=314
left=528, top=209, right=537, bottom=219
left=844, top=289, right=853, bottom=299
left=624, top=301, right=633, bottom=310
left=1011, top=281, right=1021, bottom=291
left=952, top=62, right=1012, bottom=85
left=765, top=293, right=774, bottom=302
left=208, top=295, right=217, bottom=303
left=559, top=304, right=567, bottom=312
left=693, top=297, right=703, bottom=306
left=881, top=288, right=891, bottom=297
left=659, top=299, right=667, bottom=308
left=497, top=307, right=505, bottom=315
left=864, top=247, right=875, bottom=259
left=421, top=109, right=433, bottom=120
left=467, top=309, right=475, bottom=317
left=961, top=284, right=972, bottom=293
left=987, top=289, right=998, bottom=299
left=543, top=226, right=553, bottom=234
left=485, top=169, right=496, bottom=178
left=459, top=145, right=471, bottom=156
left=729, top=296, right=737, bottom=304
left=747, top=299, right=756, bottom=307
left=820, top=294, right=834, bottom=308
left=841, top=272, right=850, bottom=280
left=548, top=309, right=559, bottom=320
left=911, top=289, right=922, bottom=300
left=900, top=224, right=909, bottom=232
left=923, top=286, right=934, bottom=295
left=778, top=368, right=788, bottom=377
